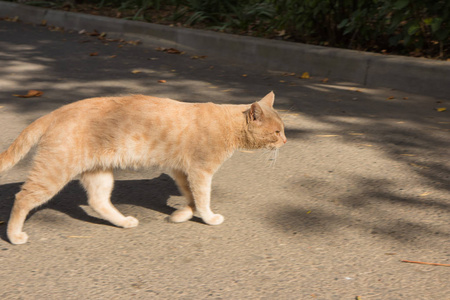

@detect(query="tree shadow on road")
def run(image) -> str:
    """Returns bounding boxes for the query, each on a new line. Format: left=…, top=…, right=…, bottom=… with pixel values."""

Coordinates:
left=0, top=173, right=181, bottom=243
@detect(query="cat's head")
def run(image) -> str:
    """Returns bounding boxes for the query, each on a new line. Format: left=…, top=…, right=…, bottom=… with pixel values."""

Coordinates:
left=243, top=92, right=287, bottom=150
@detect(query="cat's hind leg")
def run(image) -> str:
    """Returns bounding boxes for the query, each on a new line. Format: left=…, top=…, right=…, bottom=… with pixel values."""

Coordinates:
left=7, top=163, right=73, bottom=244
left=169, top=169, right=195, bottom=223
left=80, top=169, right=138, bottom=228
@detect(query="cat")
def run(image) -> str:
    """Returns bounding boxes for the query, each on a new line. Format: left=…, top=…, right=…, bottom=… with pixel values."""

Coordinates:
left=0, top=91, right=286, bottom=244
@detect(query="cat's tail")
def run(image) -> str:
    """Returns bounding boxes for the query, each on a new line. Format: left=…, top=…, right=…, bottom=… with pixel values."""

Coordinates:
left=0, top=114, right=53, bottom=173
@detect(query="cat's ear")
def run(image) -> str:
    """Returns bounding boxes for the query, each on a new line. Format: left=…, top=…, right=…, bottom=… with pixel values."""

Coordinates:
left=259, top=91, right=275, bottom=108
left=248, top=102, right=264, bottom=122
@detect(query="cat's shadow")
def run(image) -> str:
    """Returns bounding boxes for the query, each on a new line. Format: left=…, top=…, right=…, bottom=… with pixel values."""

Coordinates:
left=0, top=173, right=199, bottom=243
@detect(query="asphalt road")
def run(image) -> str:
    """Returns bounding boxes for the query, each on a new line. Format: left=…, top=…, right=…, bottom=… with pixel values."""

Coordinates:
left=0, top=19, right=449, bottom=300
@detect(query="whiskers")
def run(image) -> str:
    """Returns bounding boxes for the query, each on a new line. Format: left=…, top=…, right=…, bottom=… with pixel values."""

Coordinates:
left=261, top=148, right=279, bottom=168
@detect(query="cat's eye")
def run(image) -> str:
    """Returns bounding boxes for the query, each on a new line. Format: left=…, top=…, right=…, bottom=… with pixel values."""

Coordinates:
left=275, top=130, right=281, bottom=135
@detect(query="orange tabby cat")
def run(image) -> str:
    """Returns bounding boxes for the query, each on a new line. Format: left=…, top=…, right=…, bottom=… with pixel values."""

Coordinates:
left=0, top=92, right=286, bottom=244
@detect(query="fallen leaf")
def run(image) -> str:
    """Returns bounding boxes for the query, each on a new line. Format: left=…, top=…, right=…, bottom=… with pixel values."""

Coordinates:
left=158, top=80, right=166, bottom=83
left=88, top=30, right=100, bottom=36
left=41, top=19, right=47, bottom=26
left=48, top=26, right=64, bottom=32
left=190, top=55, right=207, bottom=59
left=13, top=90, right=44, bottom=98
left=348, top=133, right=364, bottom=136
left=387, top=96, right=395, bottom=100
left=316, top=134, right=340, bottom=137
left=403, top=97, right=409, bottom=100
left=242, top=74, right=248, bottom=77
left=300, top=72, right=310, bottom=79
left=12, top=16, right=19, bottom=22
left=109, top=55, right=117, bottom=58
left=131, top=70, right=142, bottom=74
left=400, top=154, right=416, bottom=157
left=306, top=210, right=312, bottom=214
left=321, top=78, right=329, bottom=83
left=436, top=107, right=447, bottom=112
left=279, top=80, right=286, bottom=83
left=126, top=40, right=141, bottom=46
left=0, top=220, right=5, bottom=225
left=357, top=144, right=373, bottom=147
left=89, top=52, right=99, bottom=56
left=156, top=47, right=183, bottom=54
left=419, top=192, right=432, bottom=196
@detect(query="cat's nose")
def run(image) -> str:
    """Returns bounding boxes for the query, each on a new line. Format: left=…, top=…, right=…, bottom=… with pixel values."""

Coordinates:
left=283, top=137, right=287, bottom=144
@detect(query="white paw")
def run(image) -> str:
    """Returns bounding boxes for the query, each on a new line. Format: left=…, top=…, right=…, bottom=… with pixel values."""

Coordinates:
left=204, top=214, right=224, bottom=226
left=169, top=208, right=194, bottom=223
left=122, top=216, right=139, bottom=228
left=9, top=231, right=29, bottom=245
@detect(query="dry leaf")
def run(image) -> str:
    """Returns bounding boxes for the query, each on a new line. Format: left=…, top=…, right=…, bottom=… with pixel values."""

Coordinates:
left=436, top=107, right=447, bottom=112
left=299, top=72, right=310, bottom=79
left=387, top=96, right=395, bottom=100
left=89, top=52, right=99, bottom=56
left=88, top=30, right=100, bottom=36
left=109, top=55, right=117, bottom=59
left=41, top=19, right=47, bottom=26
left=419, top=192, right=432, bottom=197
left=321, top=78, right=329, bottom=83
left=242, top=74, right=248, bottom=77
left=158, top=80, right=166, bottom=83
left=48, top=26, right=64, bottom=32
left=126, top=40, right=141, bottom=46
left=0, top=220, right=5, bottom=225
left=190, top=55, right=207, bottom=59
left=279, top=80, right=286, bottom=83
left=13, top=90, right=44, bottom=98
left=316, top=134, right=340, bottom=137
left=349, top=132, right=364, bottom=136
left=131, top=70, right=142, bottom=74
left=156, top=47, right=183, bottom=54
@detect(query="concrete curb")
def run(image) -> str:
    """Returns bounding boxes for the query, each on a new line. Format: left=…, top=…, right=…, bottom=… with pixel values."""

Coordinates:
left=1, top=1, right=450, bottom=98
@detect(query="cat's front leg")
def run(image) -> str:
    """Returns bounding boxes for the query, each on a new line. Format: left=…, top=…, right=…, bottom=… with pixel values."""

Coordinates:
left=170, top=170, right=196, bottom=223
left=188, top=171, right=224, bottom=226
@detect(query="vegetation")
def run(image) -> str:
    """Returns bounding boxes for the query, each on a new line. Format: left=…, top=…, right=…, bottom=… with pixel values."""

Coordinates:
left=11, top=0, right=450, bottom=59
